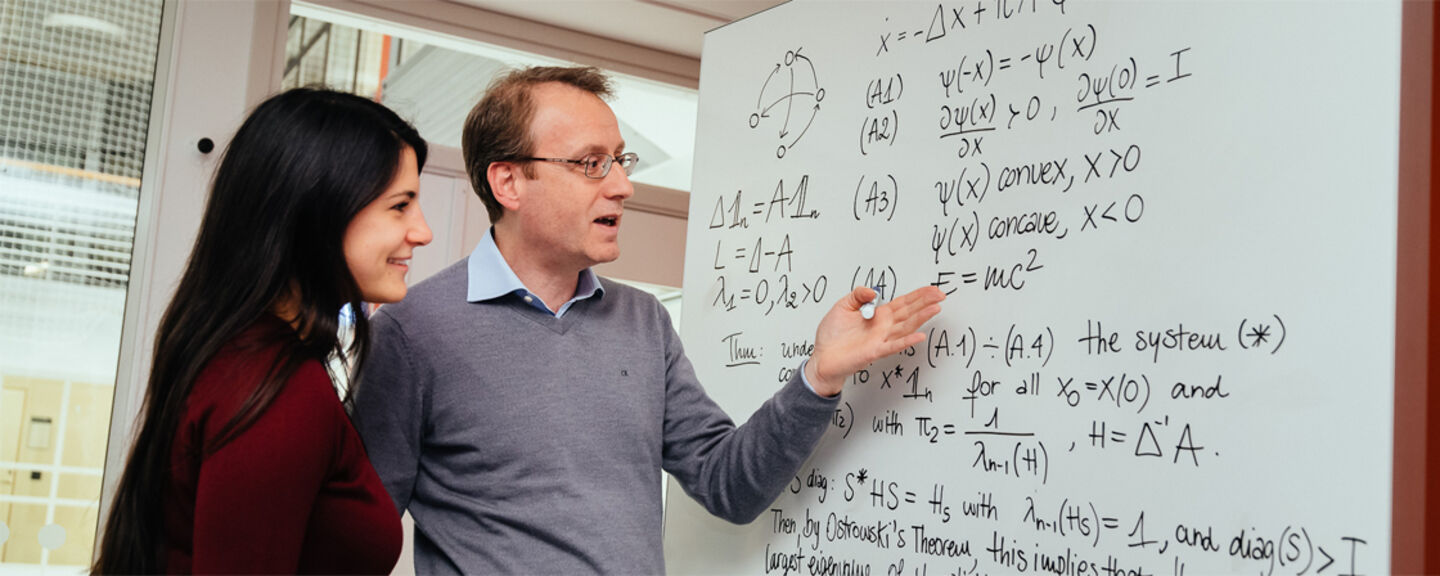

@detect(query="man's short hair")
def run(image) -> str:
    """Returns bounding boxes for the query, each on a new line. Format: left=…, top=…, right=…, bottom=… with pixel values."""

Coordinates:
left=462, top=66, right=615, bottom=222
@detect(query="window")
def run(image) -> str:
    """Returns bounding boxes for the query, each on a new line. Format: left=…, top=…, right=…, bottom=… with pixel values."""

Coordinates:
left=285, top=2, right=699, bottom=192
left=0, top=0, right=165, bottom=570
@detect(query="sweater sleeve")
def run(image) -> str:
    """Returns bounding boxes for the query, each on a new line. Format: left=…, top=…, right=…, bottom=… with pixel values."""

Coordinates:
left=657, top=309, right=840, bottom=524
left=350, top=309, right=425, bottom=514
left=191, top=362, right=339, bottom=574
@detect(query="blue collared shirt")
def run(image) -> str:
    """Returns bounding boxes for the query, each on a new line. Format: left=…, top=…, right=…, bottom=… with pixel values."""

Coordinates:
left=467, top=229, right=603, bottom=317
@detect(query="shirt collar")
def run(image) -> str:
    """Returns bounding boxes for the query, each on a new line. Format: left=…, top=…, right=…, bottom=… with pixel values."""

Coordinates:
left=466, top=228, right=603, bottom=316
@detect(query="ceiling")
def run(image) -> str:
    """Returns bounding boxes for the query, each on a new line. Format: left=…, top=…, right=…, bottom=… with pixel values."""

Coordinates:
left=447, top=0, right=787, bottom=59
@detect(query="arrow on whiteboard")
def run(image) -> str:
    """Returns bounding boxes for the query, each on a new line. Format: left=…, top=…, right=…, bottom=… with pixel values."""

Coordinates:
left=761, top=92, right=817, bottom=117
left=785, top=103, right=820, bottom=149
left=793, top=48, right=818, bottom=88
left=781, top=67, right=795, bottom=138
left=757, top=63, right=781, bottom=108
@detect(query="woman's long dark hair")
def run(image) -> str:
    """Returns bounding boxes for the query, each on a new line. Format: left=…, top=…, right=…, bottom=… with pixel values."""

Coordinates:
left=92, top=88, right=426, bottom=574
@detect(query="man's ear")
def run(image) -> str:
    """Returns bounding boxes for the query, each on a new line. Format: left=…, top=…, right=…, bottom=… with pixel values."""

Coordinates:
left=488, top=161, right=523, bottom=212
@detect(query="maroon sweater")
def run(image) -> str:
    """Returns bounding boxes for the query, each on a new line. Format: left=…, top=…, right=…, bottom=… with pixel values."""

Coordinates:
left=163, top=317, right=400, bottom=574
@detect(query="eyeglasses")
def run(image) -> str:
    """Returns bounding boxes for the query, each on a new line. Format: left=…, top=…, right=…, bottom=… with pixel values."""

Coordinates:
left=516, top=152, right=640, bottom=179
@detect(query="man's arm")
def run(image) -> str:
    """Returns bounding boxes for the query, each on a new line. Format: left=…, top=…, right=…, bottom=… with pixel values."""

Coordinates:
left=351, top=310, right=426, bottom=514
left=661, top=286, right=944, bottom=523
left=660, top=329, right=836, bottom=524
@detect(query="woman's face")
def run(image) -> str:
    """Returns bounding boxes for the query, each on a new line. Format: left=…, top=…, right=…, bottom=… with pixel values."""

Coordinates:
left=343, top=147, right=432, bottom=303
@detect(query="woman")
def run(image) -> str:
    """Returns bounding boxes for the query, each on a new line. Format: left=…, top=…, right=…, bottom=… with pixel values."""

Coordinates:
left=93, top=88, right=431, bottom=574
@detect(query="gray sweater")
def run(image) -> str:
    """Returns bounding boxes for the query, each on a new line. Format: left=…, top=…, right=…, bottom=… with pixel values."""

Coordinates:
left=351, top=260, right=838, bottom=574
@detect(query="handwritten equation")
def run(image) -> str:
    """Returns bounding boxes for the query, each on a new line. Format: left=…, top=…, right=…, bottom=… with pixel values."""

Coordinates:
left=672, top=1, right=1398, bottom=575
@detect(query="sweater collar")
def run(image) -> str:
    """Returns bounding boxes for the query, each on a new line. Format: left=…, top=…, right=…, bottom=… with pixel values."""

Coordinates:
left=466, top=228, right=603, bottom=317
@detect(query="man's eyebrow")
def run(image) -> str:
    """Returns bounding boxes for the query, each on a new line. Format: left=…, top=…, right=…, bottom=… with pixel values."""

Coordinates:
left=586, top=142, right=625, bottom=155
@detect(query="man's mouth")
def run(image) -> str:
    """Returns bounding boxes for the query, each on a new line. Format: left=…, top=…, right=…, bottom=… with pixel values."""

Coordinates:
left=594, top=216, right=618, bottom=227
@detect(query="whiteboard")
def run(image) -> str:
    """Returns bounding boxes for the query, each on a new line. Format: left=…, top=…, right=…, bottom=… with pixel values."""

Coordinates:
left=664, top=1, right=1400, bottom=575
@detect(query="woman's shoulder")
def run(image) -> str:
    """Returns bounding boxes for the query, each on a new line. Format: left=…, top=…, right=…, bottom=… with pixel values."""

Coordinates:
left=191, top=317, right=291, bottom=396
left=186, top=318, right=342, bottom=442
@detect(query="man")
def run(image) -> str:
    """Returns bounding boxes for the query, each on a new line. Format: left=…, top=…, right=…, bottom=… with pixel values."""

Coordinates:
left=352, top=66, right=944, bottom=574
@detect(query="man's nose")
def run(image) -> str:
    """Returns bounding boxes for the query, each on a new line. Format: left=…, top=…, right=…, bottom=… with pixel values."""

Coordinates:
left=602, top=165, right=635, bottom=200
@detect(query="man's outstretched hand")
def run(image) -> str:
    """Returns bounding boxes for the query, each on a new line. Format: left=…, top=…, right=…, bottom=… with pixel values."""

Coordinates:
left=805, top=285, right=946, bottom=397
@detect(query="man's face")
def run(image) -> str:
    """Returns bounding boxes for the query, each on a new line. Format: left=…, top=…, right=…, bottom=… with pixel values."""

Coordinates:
left=512, top=82, right=634, bottom=274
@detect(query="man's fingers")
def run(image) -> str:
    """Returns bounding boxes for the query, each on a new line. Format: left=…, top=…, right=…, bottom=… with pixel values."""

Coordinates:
left=882, top=287, right=944, bottom=327
left=877, top=330, right=927, bottom=358
left=884, top=286, right=927, bottom=312
left=843, top=285, right=878, bottom=312
left=892, top=303, right=942, bottom=336
left=887, top=286, right=944, bottom=319
left=882, top=308, right=937, bottom=349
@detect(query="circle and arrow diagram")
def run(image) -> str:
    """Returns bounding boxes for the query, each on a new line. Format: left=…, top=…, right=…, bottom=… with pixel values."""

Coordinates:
left=749, top=48, right=825, bottom=159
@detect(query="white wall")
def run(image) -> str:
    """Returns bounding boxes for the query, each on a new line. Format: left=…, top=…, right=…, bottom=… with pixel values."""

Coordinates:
left=101, top=0, right=286, bottom=552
